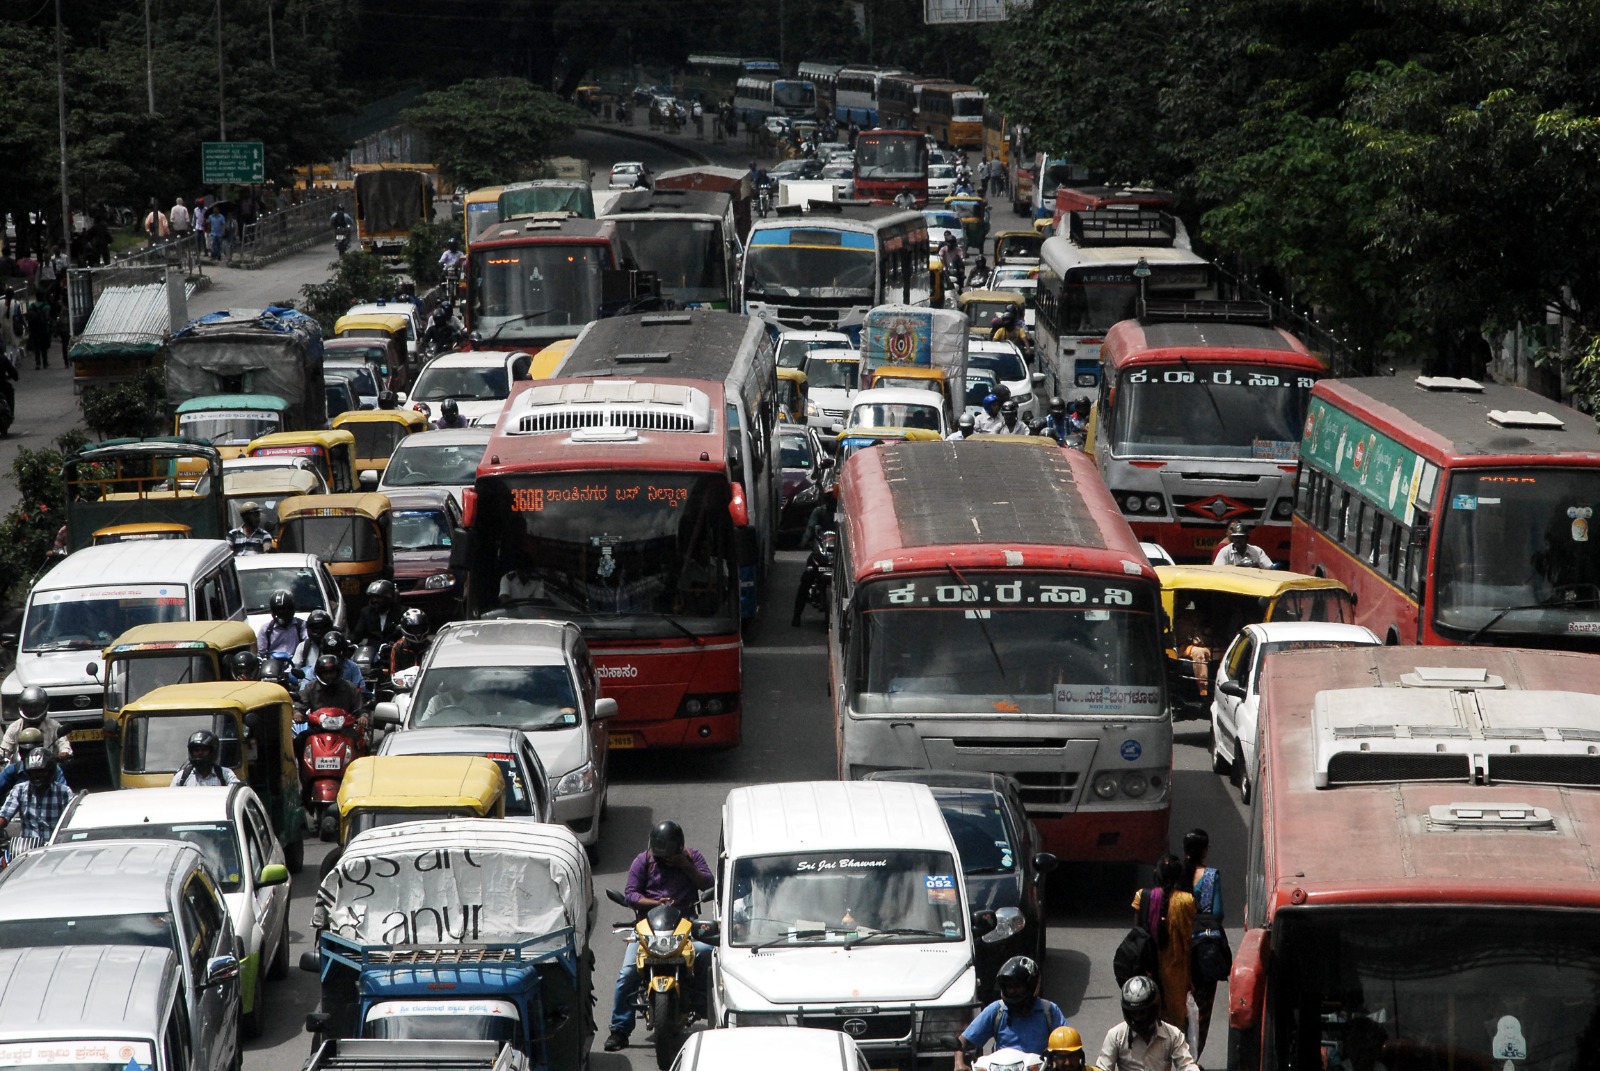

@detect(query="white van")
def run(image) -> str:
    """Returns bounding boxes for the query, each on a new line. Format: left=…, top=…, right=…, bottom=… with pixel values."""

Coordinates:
left=1, top=540, right=243, bottom=744
left=713, top=781, right=981, bottom=1061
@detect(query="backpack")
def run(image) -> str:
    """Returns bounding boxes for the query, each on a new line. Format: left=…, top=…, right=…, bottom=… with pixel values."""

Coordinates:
left=1112, top=886, right=1163, bottom=986
left=1190, top=868, right=1233, bottom=983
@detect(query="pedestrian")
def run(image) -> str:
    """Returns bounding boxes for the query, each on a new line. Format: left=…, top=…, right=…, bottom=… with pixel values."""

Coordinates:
left=142, top=198, right=169, bottom=246
left=1, top=290, right=21, bottom=370
left=0, top=246, right=16, bottom=282
left=34, top=244, right=62, bottom=304
left=208, top=207, right=226, bottom=261
left=195, top=201, right=211, bottom=260
left=1130, top=854, right=1196, bottom=1037
left=1183, top=829, right=1223, bottom=1058
left=24, top=296, right=50, bottom=371
left=168, top=196, right=192, bottom=268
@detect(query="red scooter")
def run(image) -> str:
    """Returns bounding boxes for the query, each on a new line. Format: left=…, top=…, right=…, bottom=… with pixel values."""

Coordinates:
left=300, top=707, right=367, bottom=841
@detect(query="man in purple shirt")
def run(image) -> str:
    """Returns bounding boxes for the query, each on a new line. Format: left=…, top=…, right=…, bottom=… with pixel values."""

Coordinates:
left=605, top=820, right=715, bottom=1051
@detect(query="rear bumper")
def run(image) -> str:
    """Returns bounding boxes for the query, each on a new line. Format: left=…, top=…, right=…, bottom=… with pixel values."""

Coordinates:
left=1033, top=806, right=1169, bottom=864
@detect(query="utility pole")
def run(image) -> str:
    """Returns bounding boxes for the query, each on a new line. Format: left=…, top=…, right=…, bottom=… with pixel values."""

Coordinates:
left=216, top=0, right=227, bottom=140
left=145, top=0, right=155, bottom=112
left=54, top=0, right=72, bottom=331
left=266, top=0, right=275, bottom=68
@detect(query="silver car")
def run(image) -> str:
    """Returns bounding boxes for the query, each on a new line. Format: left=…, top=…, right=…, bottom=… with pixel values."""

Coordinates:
left=376, top=427, right=491, bottom=508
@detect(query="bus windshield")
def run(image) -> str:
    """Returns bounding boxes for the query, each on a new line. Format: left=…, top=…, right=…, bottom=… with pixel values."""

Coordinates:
left=1270, top=907, right=1600, bottom=1071
left=849, top=573, right=1164, bottom=715
left=855, top=135, right=928, bottom=179
left=477, top=471, right=738, bottom=636
left=745, top=245, right=875, bottom=301
left=1112, top=365, right=1317, bottom=459
left=611, top=218, right=728, bottom=305
left=1435, top=467, right=1600, bottom=639
left=470, top=244, right=609, bottom=341
left=774, top=82, right=816, bottom=110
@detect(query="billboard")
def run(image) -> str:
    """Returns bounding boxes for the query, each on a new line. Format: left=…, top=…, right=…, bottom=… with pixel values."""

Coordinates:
left=924, top=0, right=1011, bottom=23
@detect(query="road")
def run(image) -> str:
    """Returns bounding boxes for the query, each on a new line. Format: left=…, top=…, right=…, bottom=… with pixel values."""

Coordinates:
left=11, top=121, right=1252, bottom=1069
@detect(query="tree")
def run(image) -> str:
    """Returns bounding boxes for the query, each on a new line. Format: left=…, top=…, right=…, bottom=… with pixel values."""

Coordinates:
left=401, top=78, right=584, bottom=188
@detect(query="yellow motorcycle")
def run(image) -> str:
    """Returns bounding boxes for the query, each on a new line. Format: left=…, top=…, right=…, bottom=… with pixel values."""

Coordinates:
left=606, top=888, right=718, bottom=1070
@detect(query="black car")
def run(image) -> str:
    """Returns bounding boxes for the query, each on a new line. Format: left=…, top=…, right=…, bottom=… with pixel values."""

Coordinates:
left=864, top=770, right=1056, bottom=992
left=777, top=423, right=830, bottom=546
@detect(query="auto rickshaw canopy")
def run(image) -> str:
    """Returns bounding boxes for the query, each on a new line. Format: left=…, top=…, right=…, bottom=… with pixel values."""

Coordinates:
left=336, top=754, right=506, bottom=845
left=245, top=428, right=359, bottom=493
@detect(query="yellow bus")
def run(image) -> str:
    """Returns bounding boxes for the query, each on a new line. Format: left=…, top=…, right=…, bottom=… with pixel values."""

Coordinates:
left=982, top=101, right=1008, bottom=169
left=919, top=83, right=986, bottom=149
left=462, top=184, right=504, bottom=246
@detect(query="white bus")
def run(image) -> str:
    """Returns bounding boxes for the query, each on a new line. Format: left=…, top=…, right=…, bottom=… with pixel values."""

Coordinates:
left=796, top=61, right=842, bottom=121
left=834, top=66, right=905, bottom=127
left=733, top=74, right=816, bottom=124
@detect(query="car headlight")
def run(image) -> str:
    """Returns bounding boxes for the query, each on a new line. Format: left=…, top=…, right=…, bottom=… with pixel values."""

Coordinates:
left=1014, top=392, right=1033, bottom=406
left=795, top=484, right=819, bottom=505
left=645, top=934, right=683, bottom=957
left=553, top=761, right=596, bottom=798
left=807, top=403, right=818, bottom=416
left=423, top=572, right=456, bottom=590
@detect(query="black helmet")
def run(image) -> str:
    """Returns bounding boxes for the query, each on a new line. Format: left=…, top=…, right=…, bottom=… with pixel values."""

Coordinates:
left=957, top=413, right=975, bottom=433
left=24, top=748, right=54, bottom=784
left=648, top=820, right=685, bottom=857
left=441, top=399, right=459, bottom=418
left=17, top=686, right=48, bottom=722
left=1000, top=399, right=1019, bottom=417
left=377, top=390, right=397, bottom=410
left=306, top=610, right=333, bottom=639
left=401, top=608, right=429, bottom=640
left=323, top=630, right=348, bottom=656
left=229, top=650, right=261, bottom=681
left=996, top=955, right=1040, bottom=1005
left=366, top=579, right=396, bottom=606
left=187, top=729, right=219, bottom=765
left=1120, top=974, right=1160, bottom=1018
left=446, top=236, right=460, bottom=251
left=269, top=589, right=296, bottom=623
left=315, top=653, right=342, bottom=684
left=1050, top=396, right=1066, bottom=415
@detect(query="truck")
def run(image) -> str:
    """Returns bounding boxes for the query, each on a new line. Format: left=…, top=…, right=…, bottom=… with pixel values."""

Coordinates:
left=305, top=819, right=594, bottom=1071
left=653, top=165, right=755, bottom=238
left=858, top=303, right=969, bottom=429
left=301, top=1039, right=527, bottom=1071
left=166, top=306, right=327, bottom=442
left=352, top=163, right=439, bottom=258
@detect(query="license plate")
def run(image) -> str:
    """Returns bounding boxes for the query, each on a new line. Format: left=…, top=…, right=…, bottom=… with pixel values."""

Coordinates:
left=313, top=756, right=343, bottom=771
left=69, top=728, right=104, bottom=742
left=609, top=733, right=636, bottom=749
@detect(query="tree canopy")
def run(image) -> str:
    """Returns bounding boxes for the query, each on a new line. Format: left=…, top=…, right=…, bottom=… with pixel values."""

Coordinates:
left=400, top=79, right=584, bottom=189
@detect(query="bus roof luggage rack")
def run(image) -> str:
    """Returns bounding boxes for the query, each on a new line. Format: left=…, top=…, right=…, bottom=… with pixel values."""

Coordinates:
left=1312, top=682, right=1600, bottom=789
left=1413, top=375, right=1483, bottom=392
left=509, top=380, right=714, bottom=436
left=1488, top=408, right=1566, bottom=430
left=1140, top=300, right=1272, bottom=325
left=1068, top=208, right=1177, bottom=247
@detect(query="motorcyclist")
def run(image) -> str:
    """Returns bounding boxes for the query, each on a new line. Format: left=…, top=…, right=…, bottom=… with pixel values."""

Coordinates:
left=0, top=687, right=71, bottom=763
left=1096, top=975, right=1198, bottom=1071
left=434, top=398, right=468, bottom=429
left=1040, top=397, right=1074, bottom=446
left=998, top=398, right=1023, bottom=434
left=256, top=589, right=308, bottom=657
left=947, top=412, right=976, bottom=441
left=302, top=654, right=362, bottom=721
left=389, top=608, right=431, bottom=676
left=226, top=502, right=274, bottom=555
left=893, top=190, right=917, bottom=210
left=0, top=750, right=72, bottom=842
left=1045, top=1027, right=1087, bottom=1071
left=294, top=610, right=335, bottom=682
left=376, top=390, right=399, bottom=411
left=170, top=729, right=240, bottom=787
left=939, top=231, right=965, bottom=290
left=424, top=304, right=459, bottom=354
left=792, top=531, right=836, bottom=628
left=1212, top=519, right=1273, bottom=568
left=353, top=580, right=403, bottom=651
left=329, top=205, right=354, bottom=233
left=604, top=820, right=715, bottom=1052
left=992, top=307, right=1027, bottom=350
left=967, top=251, right=990, bottom=290
left=0, top=728, right=67, bottom=796
left=228, top=649, right=262, bottom=682
left=974, top=393, right=1006, bottom=435
left=319, top=630, right=368, bottom=693
left=955, top=956, right=1069, bottom=1071
left=437, top=236, right=465, bottom=276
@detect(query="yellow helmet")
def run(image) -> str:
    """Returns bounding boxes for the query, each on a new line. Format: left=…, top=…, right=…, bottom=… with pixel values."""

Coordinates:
left=1047, top=1027, right=1083, bottom=1053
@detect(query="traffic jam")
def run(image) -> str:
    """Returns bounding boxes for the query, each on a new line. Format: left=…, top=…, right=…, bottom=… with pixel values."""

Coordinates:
left=0, top=48, right=1595, bottom=1071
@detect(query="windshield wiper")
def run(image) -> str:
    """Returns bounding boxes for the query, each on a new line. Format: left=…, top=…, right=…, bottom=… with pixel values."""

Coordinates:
left=751, top=928, right=843, bottom=953
left=482, top=310, right=555, bottom=341
left=659, top=615, right=706, bottom=647
left=1178, top=355, right=1227, bottom=433
left=844, top=927, right=947, bottom=949
left=946, top=562, right=1006, bottom=684
left=29, top=639, right=101, bottom=652
left=1463, top=584, right=1600, bottom=644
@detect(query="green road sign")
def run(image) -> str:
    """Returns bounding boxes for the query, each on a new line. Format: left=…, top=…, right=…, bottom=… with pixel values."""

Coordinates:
left=202, top=141, right=266, bottom=185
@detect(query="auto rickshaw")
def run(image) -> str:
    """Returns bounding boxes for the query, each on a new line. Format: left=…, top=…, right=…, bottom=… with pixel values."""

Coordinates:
left=110, top=679, right=307, bottom=872
left=777, top=368, right=809, bottom=423
left=215, top=467, right=325, bottom=539
left=335, top=754, right=505, bottom=848
left=833, top=426, right=943, bottom=463
left=331, top=314, right=411, bottom=389
left=992, top=230, right=1044, bottom=266
left=959, top=290, right=1028, bottom=336
left=531, top=337, right=577, bottom=379
left=245, top=429, right=359, bottom=493
left=1157, top=565, right=1355, bottom=719
left=91, top=522, right=192, bottom=545
left=944, top=193, right=989, bottom=251
left=331, top=408, right=428, bottom=485
left=274, top=492, right=393, bottom=614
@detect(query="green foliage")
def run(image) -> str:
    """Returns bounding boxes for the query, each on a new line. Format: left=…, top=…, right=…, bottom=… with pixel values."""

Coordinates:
left=401, top=79, right=586, bottom=189
left=79, top=368, right=167, bottom=440
left=0, top=430, right=89, bottom=607
left=405, top=222, right=457, bottom=291
left=299, top=252, right=391, bottom=334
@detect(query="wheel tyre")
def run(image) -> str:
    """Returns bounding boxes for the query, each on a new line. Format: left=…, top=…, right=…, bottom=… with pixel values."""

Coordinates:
left=318, top=811, right=337, bottom=842
left=1210, top=721, right=1230, bottom=775
left=241, top=993, right=264, bottom=1040
left=267, top=918, right=291, bottom=981
left=650, top=990, right=684, bottom=1071
left=1235, top=742, right=1253, bottom=805
left=284, top=837, right=305, bottom=875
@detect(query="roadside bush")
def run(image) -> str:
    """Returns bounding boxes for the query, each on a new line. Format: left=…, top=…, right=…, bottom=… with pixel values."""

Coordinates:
left=0, top=429, right=90, bottom=606
left=299, top=251, right=391, bottom=333
left=79, top=367, right=166, bottom=439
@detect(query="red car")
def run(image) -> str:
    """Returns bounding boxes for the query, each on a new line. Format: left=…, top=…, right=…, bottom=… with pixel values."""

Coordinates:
left=383, top=488, right=467, bottom=623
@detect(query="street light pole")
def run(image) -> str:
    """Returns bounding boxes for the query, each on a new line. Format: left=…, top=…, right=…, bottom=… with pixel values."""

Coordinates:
left=216, top=0, right=226, bottom=140
left=54, top=0, right=72, bottom=328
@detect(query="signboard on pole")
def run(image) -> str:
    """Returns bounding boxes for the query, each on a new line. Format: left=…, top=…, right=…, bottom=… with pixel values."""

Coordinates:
left=201, top=142, right=265, bottom=185
left=924, top=0, right=1011, bottom=22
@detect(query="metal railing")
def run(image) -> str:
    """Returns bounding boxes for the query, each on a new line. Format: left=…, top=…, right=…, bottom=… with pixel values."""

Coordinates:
left=107, top=193, right=340, bottom=274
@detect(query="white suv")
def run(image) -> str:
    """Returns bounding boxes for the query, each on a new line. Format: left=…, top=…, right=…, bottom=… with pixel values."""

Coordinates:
left=372, top=619, right=616, bottom=846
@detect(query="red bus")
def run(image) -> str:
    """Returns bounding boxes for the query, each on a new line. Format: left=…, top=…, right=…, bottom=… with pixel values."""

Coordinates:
left=828, top=439, right=1170, bottom=862
left=852, top=129, right=929, bottom=206
left=1293, top=376, right=1600, bottom=649
left=465, top=216, right=643, bottom=354
left=465, top=376, right=745, bottom=749
left=1089, top=303, right=1325, bottom=563
left=1232, top=644, right=1600, bottom=1071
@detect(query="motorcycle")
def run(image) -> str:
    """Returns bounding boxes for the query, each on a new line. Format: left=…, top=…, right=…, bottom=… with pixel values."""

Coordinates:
left=334, top=227, right=351, bottom=255
left=300, top=706, right=366, bottom=841
left=974, top=1049, right=1045, bottom=1071
left=794, top=531, right=837, bottom=626
left=0, top=834, right=43, bottom=870
left=605, top=888, right=718, bottom=1070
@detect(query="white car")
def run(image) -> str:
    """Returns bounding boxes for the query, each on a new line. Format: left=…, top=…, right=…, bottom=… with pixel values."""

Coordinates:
left=775, top=329, right=852, bottom=369
left=1210, top=621, right=1382, bottom=802
left=969, top=339, right=1047, bottom=422
left=372, top=619, right=618, bottom=847
left=405, top=349, right=533, bottom=426
left=802, top=347, right=862, bottom=430
left=843, top=385, right=947, bottom=437
left=233, top=552, right=347, bottom=636
left=376, top=427, right=492, bottom=507
left=1140, top=541, right=1176, bottom=567
left=609, top=161, right=647, bottom=189
left=927, top=163, right=958, bottom=199
left=820, top=163, right=854, bottom=200
left=53, top=786, right=294, bottom=1037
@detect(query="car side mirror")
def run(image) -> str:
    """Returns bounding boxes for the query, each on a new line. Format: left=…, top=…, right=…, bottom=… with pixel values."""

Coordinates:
left=102, top=717, right=119, bottom=736
left=1032, top=372, right=1046, bottom=385
left=258, top=863, right=289, bottom=887
left=358, top=470, right=379, bottom=490
left=305, top=1011, right=330, bottom=1034
left=203, top=955, right=241, bottom=987
left=371, top=702, right=401, bottom=728
left=1219, top=680, right=1247, bottom=700
left=594, top=697, right=619, bottom=721
left=396, top=392, right=409, bottom=406
left=970, top=909, right=997, bottom=938
left=0, top=634, right=15, bottom=652
left=1033, top=851, right=1058, bottom=874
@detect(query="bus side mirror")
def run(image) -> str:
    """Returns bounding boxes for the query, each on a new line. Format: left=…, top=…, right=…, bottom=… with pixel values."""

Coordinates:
left=448, top=528, right=472, bottom=571
left=1228, top=928, right=1270, bottom=1031
left=728, top=483, right=750, bottom=528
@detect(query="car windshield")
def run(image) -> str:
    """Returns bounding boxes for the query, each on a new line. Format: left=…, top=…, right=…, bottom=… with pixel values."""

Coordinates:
left=0, top=913, right=174, bottom=950
left=383, top=442, right=485, bottom=488
left=805, top=358, right=860, bottom=391
left=937, top=794, right=1017, bottom=875
left=328, top=364, right=378, bottom=398
left=411, top=665, right=580, bottom=732
left=611, top=218, right=728, bottom=305
left=850, top=572, right=1165, bottom=716
left=970, top=350, right=1028, bottom=383
left=470, top=243, right=610, bottom=342
left=178, top=410, right=282, bottom=447
left=105, top=653, right=217, bottom=713
left=393, top=509, right=453, bottom=551
left=277, top=516, right=380, bottom=563
left=849, top=401, right=941, bottom=432
left=776, top=337, right=847, bottom=369
left=745, top=244, right=875, bottom=302
left=412, top=364, right=509, bottom=402
left=23, top=587, right=188, bottom=652
left=1435, top=467, right=1600, bottom=641
left=238, top=566, right=326, bottom=614
left=780, top=434, right=813, bottom=470
left=728, top=849, right=965, bottom=947
left=1112, top=365, right=1318, bottom=459
left=58, top=823, right=243, bottom=892
left=965, top=375, right=999, bottom=408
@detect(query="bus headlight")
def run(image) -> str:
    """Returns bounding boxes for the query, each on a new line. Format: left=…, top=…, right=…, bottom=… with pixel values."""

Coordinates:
left=1093, top=772, right=1120, bottom=799
left=1273, top=498, right=1294, bottom=518
left=1122, top=494, right=1143, bottom=514
left=1120, top=772, right=1148, bottom=798
left=1142, top=495, right=1163, bottom=513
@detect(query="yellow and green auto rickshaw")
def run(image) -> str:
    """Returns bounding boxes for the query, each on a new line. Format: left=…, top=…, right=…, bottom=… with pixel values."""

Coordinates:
left=958, top=290, right=1028, bottom=337
left=245, top=429, right=359, bottom=494
left=274, top=493, right=393, bottom=614
left=331, top=408, right=428, bottom=485
left=777, top=368, right=809, bottom=424
left=944, top=193, right=989, bottom=251
left=992, top=230, right=1045, bottom=266
left=334, top=754, right=505, bottom=848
